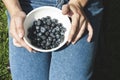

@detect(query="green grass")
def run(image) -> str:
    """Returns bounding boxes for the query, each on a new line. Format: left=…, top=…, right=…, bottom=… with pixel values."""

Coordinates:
left=0, top=1, right=11, bottom=80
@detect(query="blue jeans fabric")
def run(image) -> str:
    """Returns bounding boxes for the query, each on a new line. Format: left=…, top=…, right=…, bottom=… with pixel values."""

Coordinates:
left=7, top=0, right=103, bottom=80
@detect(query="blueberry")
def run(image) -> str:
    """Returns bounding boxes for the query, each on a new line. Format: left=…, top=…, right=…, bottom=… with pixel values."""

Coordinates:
left=37, top=38, right=41, bottom=41
left=37, top=32, right=42, bottom=37
left=52, top=28, right=56, bottom=33
left=54, top=31, right=60, bottom=35
left=36, top=29, right=40, bottom=33
left=41, top=17, right=47, bottom=24
left=55, top=34, right=60, bottom=39
left=41, top=35, right=46, bottom=40
left=28, top=32, right=36, bottom=40
left=33, top=31, right=37, bottom=35
left=57, top=23, right=63, bottom=27
left=51, top=23, right=56, bottom=27
left=45, top=31, right=49, bottom=36
left=55, top=26, right=60, bottom=31
left=45, top=47, right=49, bottom=50
left=41, top=43, right=45, bottom=49
left=46, top=16, right=51, bottom=19
left=31, top=25, right=36, bottom=31
left=37, top=42, right=41, bottom=47
left=50, top=33, right=55, bottom=38
left=52, top=43, right=59, bottom=48
left=44, top=25, right=48, bottom=29
left=62, top=27, right=67, bottom=32
left=46, top=41, right=51, bottom=46
left=57, top=39, right=61, bottom=43
left=46, top=19, right=51, bottom=25
left=33, top=20, right=37, bottom=26
left=60, top=27, right=66, bottom=35
left=52, top=18, right=58, bottom=23
left=60, top=35, right=64, bottom=42
left=48, top=37, right=53, bottom=42
left=51, top=45, right=55, bottom=48
left=41, top=17, right=46, bottom=21
left=43, top=20, right=46, bottom=24
left=42, top=46, right=46, bottom=49
left=41, top=40, right=46, bottom=44
left=35, top=26, right=40, bottom=30
left=37, top=19, right=42, bottom=26
left=48, top=29, right=52, bottom=33
left=27, top=33, right=32, bottom=39
left=31, top=40, right=37, bottom=46
left=40, top=27, right=46, bottom=33
left=52, top=38, right=57, bottom=42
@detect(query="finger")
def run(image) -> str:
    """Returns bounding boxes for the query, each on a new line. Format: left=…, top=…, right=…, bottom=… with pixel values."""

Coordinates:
left=20, top=40, right=33, bottom=52
left=87, top=22, right=93, bottom=42
left=68, top=15, right=80, bottom=43
left=72, top=15, right=85, bottom=44
left=15, top=17, right=25, bottom=38
left=72, top=20, right=86, bottom=44
left=62, top=4, right=70, bottom=15
left=67, top=4, right=80, bottom=43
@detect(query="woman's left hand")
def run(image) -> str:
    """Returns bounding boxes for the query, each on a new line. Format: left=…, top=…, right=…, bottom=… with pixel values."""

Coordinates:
left=62, top=0, right=93, bottom=44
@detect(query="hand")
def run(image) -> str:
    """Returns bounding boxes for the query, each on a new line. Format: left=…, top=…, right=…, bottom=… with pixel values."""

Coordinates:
left=62, top=1, right=93, bottom=44
left=10, top=11, right=32, bottom=52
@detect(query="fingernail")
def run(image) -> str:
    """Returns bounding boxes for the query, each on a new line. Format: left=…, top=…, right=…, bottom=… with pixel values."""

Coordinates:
left=72, top=41, right=75, bottom=45
left=87, top=39, right=91, bottom=42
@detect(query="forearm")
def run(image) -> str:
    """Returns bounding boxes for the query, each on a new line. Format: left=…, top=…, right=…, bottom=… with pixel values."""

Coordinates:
left=2, top=0, right=22, bottom=16
left=69, top=0, right=88, bottom=7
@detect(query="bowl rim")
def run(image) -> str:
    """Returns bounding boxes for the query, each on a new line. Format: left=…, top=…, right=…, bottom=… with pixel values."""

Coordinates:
left=23, top=6, right=71, bottom=52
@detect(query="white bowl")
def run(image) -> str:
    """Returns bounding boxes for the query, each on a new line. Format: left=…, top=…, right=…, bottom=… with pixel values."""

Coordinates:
left=24, top=6, right=71, bottom=52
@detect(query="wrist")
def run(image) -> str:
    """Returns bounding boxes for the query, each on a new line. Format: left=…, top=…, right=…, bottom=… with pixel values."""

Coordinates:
left=69, top=0, right=81, bottom=6
left=10, top=8, right=23, bottom=17
left=2, top=0, right=23, bottom=17
left=69, top=0, right=87, bottom=7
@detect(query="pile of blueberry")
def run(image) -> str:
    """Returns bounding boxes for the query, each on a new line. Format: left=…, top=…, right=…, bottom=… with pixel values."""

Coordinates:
left=27, top=16, right=66, bottom=50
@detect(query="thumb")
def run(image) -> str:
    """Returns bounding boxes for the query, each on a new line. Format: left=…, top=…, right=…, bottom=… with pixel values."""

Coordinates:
left=62, top=4, right=70, bottom=15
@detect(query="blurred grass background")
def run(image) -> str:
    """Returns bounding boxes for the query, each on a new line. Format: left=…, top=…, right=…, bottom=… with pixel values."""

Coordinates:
left=0, top=1, right=11, bottom=80
left=0, top=0, right=120, bottom=80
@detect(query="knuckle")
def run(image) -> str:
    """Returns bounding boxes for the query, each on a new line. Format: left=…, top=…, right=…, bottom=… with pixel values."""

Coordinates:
left=81, top=16, right=85, bottom=21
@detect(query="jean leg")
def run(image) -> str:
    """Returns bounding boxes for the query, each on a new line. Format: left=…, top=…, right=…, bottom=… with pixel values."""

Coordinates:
left=7, top=11, right=51, bottom=80
left=49, top=3, right=103, bottom=80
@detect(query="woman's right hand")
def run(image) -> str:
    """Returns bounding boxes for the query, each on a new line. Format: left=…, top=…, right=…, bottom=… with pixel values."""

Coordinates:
left=10, top=11, right=32, bottom=52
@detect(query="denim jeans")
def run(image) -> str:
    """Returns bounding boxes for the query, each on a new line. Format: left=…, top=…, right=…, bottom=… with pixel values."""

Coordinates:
left=7, top=0, right=103, bottom=80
